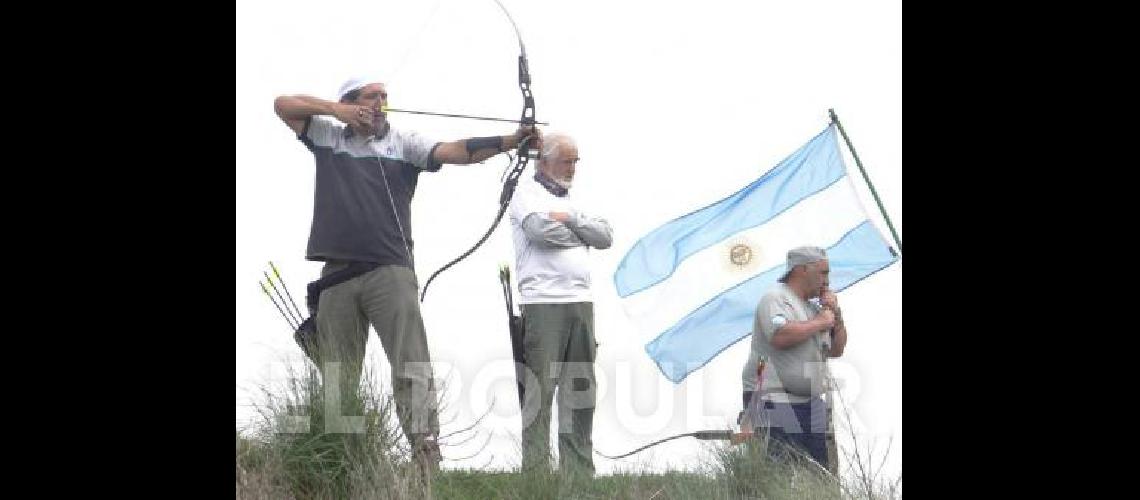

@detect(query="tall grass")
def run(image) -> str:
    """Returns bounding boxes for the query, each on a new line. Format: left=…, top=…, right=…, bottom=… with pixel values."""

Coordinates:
left=237, top=364, right=900, bottom=499
left=237, top=363, right=427, bottom=499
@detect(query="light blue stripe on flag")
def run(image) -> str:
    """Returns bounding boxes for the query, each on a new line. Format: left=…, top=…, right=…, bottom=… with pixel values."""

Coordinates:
left=644, top=221, right=897, bottom=382
left=614, top=127, right=845, bottom=298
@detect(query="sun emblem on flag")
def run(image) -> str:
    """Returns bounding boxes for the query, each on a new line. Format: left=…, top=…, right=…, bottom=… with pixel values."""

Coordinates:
left=721, top=237, right=761, bottom=275
left=730, top=244, right=752, bottom=267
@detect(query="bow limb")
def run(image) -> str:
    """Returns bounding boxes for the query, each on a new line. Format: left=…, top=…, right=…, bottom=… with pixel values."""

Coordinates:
left=596, top=430, right=745, bottom=460
left=420, top=0, right=536, bottom=302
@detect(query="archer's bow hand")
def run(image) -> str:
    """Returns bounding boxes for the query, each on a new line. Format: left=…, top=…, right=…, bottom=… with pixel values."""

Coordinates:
left=509, top=124, right=542, bottom=152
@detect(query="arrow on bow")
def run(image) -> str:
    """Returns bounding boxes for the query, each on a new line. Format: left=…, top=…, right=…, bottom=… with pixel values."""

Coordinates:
left=419, top=0, right=538, bottom=302
left=382, top=106, right=548, bottom=126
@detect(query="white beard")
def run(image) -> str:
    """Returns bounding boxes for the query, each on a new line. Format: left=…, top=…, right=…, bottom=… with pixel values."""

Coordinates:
left=553, top=177, right=572, bottom=191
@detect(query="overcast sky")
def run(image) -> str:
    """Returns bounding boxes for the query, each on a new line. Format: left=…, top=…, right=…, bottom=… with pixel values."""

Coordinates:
left=237, top=0, right=901, bottom=479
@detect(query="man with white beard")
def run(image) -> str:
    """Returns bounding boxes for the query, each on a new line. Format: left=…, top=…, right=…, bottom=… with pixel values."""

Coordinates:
left=507, top=133, right=612, bottom=477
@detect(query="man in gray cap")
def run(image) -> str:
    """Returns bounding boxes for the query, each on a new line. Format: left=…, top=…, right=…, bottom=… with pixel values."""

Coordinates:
left=273, top=77, right=539, bottom=475
left=741, top=245, right=847, bottom=471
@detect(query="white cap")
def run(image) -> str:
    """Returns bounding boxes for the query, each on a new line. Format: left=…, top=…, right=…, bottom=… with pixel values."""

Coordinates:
left=336, top=75, right=385, bottom=101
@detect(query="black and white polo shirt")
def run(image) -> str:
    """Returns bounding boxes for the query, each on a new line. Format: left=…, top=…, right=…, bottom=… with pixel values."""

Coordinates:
left=299, top=115, right=442, bottom=268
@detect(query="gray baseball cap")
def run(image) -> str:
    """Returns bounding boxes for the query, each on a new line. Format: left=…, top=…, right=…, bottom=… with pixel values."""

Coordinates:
left=777, top=246, right=827, bottom=283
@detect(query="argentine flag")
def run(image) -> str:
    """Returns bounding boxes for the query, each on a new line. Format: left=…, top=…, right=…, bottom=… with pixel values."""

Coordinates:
left=613, top=124, right=899, bottom=383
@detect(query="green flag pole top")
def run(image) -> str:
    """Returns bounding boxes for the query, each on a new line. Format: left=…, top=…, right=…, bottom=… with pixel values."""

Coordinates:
left=829, top=108, right=902, bottom=254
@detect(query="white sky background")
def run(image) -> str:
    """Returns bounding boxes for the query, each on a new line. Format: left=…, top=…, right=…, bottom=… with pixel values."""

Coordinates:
left=237, top=0, right=901, bottom=480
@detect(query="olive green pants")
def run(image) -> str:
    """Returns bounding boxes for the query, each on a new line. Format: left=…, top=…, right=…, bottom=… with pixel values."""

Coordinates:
left=312, top=261, right=439, bottom=458
left=520, top=302, right=597, bottom=476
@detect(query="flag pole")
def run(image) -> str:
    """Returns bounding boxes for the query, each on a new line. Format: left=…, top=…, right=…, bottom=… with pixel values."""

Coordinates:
left=828, top=109, right=902, bottom=254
